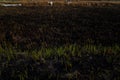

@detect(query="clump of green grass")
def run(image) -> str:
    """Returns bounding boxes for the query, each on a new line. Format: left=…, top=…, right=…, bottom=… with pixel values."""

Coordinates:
left=0, top=44, right=120, bottom=80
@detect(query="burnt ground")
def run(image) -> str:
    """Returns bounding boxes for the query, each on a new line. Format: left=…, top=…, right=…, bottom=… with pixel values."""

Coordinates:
left=0, top=5, right=120, bottom=80
left=0, top=6, right=120, bottom=50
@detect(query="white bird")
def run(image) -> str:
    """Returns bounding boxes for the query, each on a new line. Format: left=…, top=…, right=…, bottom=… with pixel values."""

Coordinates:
left=48, top=1, right=53, bottom=6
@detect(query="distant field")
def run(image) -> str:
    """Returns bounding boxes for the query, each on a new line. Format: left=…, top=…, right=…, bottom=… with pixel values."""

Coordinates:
left=0, top=1, right=120, bottom=6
